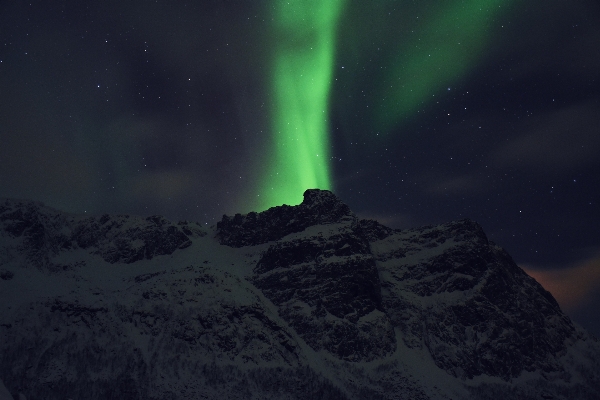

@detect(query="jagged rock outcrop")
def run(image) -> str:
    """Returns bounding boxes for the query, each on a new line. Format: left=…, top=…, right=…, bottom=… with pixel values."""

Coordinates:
left=216, top=189, right=354, bottom=247
left=71, top=214, right=194, bottom=263
left=0, top=199, right=203, bottom=266
left=1, top=190, right=599, bottom=400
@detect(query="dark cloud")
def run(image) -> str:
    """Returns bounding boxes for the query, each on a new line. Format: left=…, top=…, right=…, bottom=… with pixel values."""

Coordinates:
left=491, top=101, right=600, bottom=172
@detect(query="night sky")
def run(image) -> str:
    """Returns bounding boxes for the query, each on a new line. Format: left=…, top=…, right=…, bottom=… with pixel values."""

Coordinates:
left=1, top=1, right=599, bottom=336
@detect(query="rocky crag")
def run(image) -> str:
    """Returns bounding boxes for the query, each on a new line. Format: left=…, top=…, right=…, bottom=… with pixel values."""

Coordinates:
left=1, top=190, right=599, bottom=399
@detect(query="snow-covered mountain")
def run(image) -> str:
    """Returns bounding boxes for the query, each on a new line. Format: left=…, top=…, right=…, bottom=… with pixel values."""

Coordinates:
left=1, top=189, right=599, bottom=399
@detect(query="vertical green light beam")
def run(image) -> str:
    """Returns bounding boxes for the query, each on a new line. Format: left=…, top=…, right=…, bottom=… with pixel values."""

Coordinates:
left=257, top=0, right=345, bottom=210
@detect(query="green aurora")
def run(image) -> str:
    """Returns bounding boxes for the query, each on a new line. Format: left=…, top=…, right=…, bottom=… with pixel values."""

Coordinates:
left=256, top=0, right=510, bottom=211
left=373, top=0, right=511, bottom=133
left=257, top=0, right=346, bottom=210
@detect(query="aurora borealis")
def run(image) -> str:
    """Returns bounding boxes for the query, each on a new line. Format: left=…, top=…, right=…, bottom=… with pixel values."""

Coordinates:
left=258, top=0, right=345, bottom=210
left=1, top=1, right=599, bottom=336
left=260, top=0, right=510, bottom=210
left=372, top=0, right=511, bottom=133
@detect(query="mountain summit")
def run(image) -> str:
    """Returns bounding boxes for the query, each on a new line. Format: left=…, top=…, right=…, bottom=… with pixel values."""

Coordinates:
left=1, top=190, right=599, bottom=399
left=217, top=189, right=354, bottom=246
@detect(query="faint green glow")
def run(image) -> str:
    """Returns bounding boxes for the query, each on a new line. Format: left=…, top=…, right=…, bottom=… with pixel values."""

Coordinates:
left=375, top=0, right=509, bottom=132
left=257, top=0, right=345, bottom=210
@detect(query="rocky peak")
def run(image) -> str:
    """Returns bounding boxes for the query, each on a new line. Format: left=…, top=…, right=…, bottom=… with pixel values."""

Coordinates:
left=216, top=193, right=584, bottom=375
left=216, top=189, right=354, bottom=247
left=300, top=188, right=353, bottom=219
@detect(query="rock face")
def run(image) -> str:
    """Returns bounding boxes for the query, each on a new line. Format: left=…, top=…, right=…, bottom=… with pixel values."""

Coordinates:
left=0, top=199, right=200, bottom=267
left=372, top=220, right=577, bottom=379
left=251, top=221, right=395, bottom=362
left=1, top=190, right=599, bottom=400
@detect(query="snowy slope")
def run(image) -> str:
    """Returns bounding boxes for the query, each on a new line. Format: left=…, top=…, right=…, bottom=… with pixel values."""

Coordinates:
left=0, top=191, right=599, bottom=399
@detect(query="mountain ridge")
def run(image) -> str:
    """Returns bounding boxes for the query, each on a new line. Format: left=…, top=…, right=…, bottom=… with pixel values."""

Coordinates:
left=1, top=190, right=599, bottom=399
